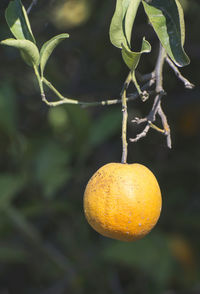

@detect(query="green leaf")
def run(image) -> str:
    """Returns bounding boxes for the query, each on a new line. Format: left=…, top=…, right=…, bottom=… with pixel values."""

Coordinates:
left=40, top=33, right=69, bottom=76
left=1, top=38, right=40, bottom=66
left=175, top=0, right=186, bottom=45
left=5, top=0, right=35, bottom=43
left=109, top=0, right=131, bottom=48
left=142, top=0, right=190, bottom=67
left=110, top=0, right=149, bottom=73
left=109, top=0, right=141, bottom=48
left=121, top=37, right=151, bottom=71
left=124, top=0, right=141, bottom=48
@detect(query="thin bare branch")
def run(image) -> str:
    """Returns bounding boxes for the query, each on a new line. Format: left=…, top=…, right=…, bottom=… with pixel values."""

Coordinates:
left=130, top=43, right=172, bottom=147
left=136, top=71, right=156, bottom=83
left=127, top=75, right=156, bottom=99
left=120, top=71, right=132, bottom=96
left=130, top=124, right=151, bottom=142
left=157, top=103, right=172, bottom=148
left=131, top=117, right=147, bottom=124
left=121, top=72, right=132, bottom=163
left=149, top=122, right=165, bottom=134
left=41, top=76, right=156, bottom=108
left=27, top=0, right=38, bottom=14
left=166, top=56, right=194, bottom=89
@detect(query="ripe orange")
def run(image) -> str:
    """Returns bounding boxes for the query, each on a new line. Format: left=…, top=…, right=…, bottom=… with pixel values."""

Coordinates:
left=84, top=163, right=162, bottom=241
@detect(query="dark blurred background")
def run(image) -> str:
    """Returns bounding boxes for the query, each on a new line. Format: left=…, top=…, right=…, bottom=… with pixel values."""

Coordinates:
left=0, top=0, right=199, bottom=293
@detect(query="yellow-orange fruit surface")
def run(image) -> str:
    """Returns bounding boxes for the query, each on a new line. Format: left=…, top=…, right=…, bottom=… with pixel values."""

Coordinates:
left=84, top=163, right=162, bottom=241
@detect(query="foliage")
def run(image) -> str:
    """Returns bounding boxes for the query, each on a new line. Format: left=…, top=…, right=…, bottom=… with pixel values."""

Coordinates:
left=0, top=0, right=199, bottom=293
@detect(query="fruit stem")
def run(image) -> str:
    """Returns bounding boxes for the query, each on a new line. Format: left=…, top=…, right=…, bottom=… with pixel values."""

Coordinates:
left=121, top=71, right=132, bottom=164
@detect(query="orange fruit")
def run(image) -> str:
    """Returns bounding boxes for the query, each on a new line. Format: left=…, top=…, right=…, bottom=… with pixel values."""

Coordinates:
left=84, top=163, right=162, bottom=241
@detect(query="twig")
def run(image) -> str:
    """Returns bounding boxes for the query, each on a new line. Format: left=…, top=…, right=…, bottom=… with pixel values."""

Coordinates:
left=166, top=56, right=194, bottom=89
left=157, top=104, right=172, bottom=148
left=40, top=76, right=155, bottom=108
left=136, top=71, right=156, bottom=83
left=130, top=43, right=172, bottom=148
left=40, top=71, right=154, bottom=163
left=150, top=122, right=165, bottom=134
left=155, top=45, right=172, bottom=148
left=155, top=43, right=165, bottom=93
left=130, top=109, right=165, bottom=142
left=121, top=72, right=132, bottom=163
left=130, top=124, right=150, bottom=142
left=27, top=0, right=38, bottom=14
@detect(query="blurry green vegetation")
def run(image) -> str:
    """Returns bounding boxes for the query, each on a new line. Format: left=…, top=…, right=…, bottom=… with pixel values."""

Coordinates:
left=51, top=0, right=93, bottom=29
left=0, top=0, right=200, bottom=293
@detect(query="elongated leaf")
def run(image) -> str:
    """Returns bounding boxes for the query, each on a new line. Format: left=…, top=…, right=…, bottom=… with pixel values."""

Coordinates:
left=1, top=38, right=40, bottom=66
left=109, top=0, right=131, bottom=48
left=175, top=0, right=185, bottom=45
left=121, top=38, right=151, bottom=71
left=124, top=0, right=141, bottom=48
left=5, top=0, right=35, bottom=43
left=110, top=0, right=141, bottom=49
left=142, top=0, right=190, bottom=67
left=40, top=33, right=69, bottom=76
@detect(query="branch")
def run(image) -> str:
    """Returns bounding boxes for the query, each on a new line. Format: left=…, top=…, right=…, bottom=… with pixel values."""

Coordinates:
left=165, top=56, right=194, bottom=89
left=130, top=43, right=172, bottom=148
left=121, top=72, right=132, bottom=163
left=38, top=70, right=155, bottom=164
left=27, top=0, right=38, bottom=14
left=157, top=104, right=172, bottom=148
left=136, top=71, right=156, bottom=83
left=39, top=76, right=156, bottom=108
left=130, top=124, right=150, bottom=142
